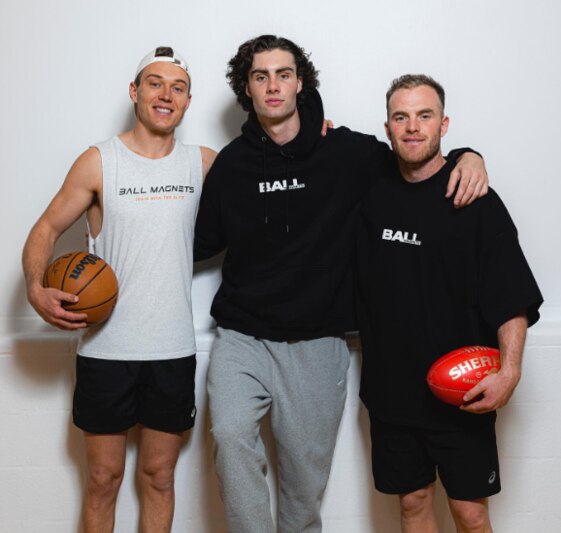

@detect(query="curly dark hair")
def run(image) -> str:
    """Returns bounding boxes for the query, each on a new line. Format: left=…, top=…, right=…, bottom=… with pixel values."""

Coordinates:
left=227, top=35, right=320, bottom=112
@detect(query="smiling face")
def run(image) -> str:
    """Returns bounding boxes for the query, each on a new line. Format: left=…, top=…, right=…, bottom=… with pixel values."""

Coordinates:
left=129, top=61, right=191, bottom=135
left=245, top=48, right=302, bottom=126
left=385, top=85, right=449, bottom=169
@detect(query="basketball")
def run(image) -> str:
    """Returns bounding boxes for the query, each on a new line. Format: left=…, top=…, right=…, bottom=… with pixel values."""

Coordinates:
left=426, top=346, right=501, bottom=406
left=43, top=252, right=118, bottom=326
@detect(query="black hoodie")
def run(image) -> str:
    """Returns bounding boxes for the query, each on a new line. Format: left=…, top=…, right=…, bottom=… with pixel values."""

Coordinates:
left=194, top=89, right=394, bottom=341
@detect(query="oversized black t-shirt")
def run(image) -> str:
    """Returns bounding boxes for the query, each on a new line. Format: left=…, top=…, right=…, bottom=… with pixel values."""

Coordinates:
left=355, top=160, right=543, bottom=430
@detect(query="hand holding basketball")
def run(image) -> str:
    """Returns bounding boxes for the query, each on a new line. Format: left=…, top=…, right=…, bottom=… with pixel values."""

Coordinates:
left=28, top=282, right=88, bottom=330
left=42, top=252, right=118, bottom=328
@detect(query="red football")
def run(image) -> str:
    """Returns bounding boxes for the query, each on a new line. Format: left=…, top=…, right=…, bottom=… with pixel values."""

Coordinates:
left=426, top=346, right=501, bottom=406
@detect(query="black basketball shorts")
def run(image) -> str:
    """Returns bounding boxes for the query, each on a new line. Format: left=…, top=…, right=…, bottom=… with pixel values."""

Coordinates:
left=73, top=354, right=197, bottom=434
left=369, top=417, right=501, bottom=501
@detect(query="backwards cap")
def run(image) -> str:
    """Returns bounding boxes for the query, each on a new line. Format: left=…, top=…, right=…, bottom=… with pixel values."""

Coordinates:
left=135, top=46, right=189, bottom=78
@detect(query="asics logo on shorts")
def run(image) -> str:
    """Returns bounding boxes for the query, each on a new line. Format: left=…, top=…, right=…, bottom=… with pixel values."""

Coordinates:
left=488, top=471, right=496, bottom=484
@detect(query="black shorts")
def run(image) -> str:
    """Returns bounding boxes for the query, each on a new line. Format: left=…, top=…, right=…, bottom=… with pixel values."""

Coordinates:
left=73, top=354, right=197, bottom=434
left=369, top=417, right=500, bottom=501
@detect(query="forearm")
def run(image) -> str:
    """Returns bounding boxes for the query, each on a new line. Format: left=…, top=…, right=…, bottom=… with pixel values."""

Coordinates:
left=22, top=221, right=88, bottom=329
left=22, top=222, right=58, bottom=296
left=497, top=311, right=528, bottom=385
left=461, top=310, right=528, bottom=412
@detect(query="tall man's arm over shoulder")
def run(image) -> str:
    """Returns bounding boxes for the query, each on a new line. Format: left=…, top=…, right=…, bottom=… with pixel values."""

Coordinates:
left=323, top=115, right=488, bottom=206
left=448, top=151, right=488, bottom=206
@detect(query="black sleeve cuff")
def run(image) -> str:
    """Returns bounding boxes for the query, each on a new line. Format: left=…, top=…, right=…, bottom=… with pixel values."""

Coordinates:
left=446, top=147, right=483, bottom=163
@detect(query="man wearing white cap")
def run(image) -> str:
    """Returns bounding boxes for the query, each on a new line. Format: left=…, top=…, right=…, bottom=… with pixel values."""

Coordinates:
left=22, top=46, right=216, bottom=532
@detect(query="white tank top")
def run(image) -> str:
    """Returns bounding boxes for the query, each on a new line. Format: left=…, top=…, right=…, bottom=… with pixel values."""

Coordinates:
left=77, top=136, right=202, bottom=360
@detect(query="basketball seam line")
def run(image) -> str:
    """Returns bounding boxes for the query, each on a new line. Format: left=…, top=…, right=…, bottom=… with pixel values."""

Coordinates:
left=74, top=263, right=108, bottom=297
left=60, top=252, right=83, bottom=292
left=70, top=291, right=119, bottom=311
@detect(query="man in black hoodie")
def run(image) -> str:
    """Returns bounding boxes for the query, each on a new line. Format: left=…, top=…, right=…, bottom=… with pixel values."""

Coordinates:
left=194, top=35, right=488, bottom=533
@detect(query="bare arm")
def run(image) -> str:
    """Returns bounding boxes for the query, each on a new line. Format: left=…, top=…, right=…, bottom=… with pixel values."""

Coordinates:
left=200, top=146, right=217, bottom=181
left=461, top=311, right=528, bottom=414
left=22, top=147, right=102, bottom=330
left=446, top=152, right=489, bottom=207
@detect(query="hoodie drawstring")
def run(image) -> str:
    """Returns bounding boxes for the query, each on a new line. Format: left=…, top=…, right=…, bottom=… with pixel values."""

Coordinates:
left=281, top=150, right=293, bottom=233
left=261, top=136, right=268, bottom=225
left=262, top=139, right=294, bottom=234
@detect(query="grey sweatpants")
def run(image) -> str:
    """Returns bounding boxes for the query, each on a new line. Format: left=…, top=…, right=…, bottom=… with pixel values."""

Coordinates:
left=208, top=327, right=350, bottom=533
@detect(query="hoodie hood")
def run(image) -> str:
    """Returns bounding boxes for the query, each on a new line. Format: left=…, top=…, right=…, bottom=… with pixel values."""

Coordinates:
left=239, top=88, right=325, bottom=232
left=241, top=87, right=325, bottom=157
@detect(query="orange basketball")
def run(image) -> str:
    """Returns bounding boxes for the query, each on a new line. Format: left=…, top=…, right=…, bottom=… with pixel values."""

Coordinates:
left=43, top=252, right=118, bottom=326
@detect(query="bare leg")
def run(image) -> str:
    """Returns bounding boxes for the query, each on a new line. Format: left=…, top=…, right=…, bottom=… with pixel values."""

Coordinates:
left=399, top=483, right=439, bottom=533
left=137, top=426, right=183, bottom=533
left=448, top=497, right=492, bottom=533
left=83, top=432, right=127, bottom=533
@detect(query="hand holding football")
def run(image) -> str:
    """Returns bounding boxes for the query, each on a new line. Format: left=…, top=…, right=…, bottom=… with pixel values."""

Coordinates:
left=426, top=346, right=501, bottom=406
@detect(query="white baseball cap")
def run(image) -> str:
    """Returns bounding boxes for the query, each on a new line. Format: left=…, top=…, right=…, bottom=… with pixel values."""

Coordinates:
left=135, top=46, right=189, bottom=78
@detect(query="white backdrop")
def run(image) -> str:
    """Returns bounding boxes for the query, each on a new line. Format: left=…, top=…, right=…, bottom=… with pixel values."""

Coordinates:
left=1, top=1, right=560, bottom=532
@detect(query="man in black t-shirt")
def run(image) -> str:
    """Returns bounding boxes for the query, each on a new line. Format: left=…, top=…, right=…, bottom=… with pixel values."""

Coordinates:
left=356, top=75, right=543, bottom=533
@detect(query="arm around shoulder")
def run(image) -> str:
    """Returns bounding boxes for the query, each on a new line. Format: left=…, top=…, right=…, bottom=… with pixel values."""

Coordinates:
left=445, top=150, right=489, bottom=207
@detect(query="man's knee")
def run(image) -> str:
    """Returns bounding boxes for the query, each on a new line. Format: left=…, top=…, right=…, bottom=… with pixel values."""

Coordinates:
left=399, top=486, right=434, bottom=518
left=87, top=462, right=125, bottom=498
left=138, top=460, right=175, bottom=493
left=137, top=444, right=179, bottom=494
left=449, top=499, right=491, bottom=532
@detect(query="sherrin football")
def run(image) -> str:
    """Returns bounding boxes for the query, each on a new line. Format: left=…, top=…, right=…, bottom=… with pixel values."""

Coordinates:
left=426, top=346, right=501, bottom=406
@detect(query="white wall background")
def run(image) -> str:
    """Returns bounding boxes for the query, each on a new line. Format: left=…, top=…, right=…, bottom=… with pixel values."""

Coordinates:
left=1, top=0, right=560, bottom=531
